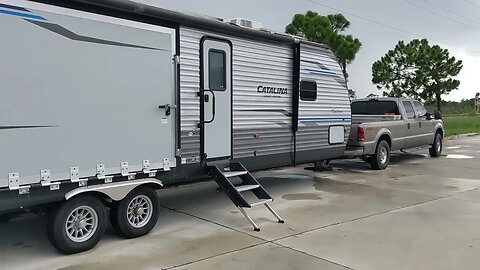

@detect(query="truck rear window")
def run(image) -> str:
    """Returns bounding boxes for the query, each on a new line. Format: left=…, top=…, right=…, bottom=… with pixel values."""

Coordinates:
left=351, top=101, right=400, bottom=115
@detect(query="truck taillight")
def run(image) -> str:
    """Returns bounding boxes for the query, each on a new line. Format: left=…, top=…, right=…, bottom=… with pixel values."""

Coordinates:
left=357, top=127, right=365, bottom=141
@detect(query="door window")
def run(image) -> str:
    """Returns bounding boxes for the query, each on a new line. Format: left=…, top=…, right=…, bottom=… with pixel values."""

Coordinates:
left=402, top=101, right=415, bottom=119
left=208, top=49, right=226, bottom=91
left=413, top=101, right=427, bottom=118
left=300, top=80, right=317, bottom=101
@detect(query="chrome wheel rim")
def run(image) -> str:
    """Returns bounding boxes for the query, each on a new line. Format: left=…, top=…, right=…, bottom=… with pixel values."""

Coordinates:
left=379, top=147, right=388, bottom=164
left=127, top=195, right=153, bottom=228
left=65, top=206, right=98, bottom=243
left=436, top=137, right=442, bottom=152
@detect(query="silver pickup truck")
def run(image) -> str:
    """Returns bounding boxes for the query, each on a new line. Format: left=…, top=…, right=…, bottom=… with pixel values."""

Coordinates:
left=345, top=98, right=444, bottom=170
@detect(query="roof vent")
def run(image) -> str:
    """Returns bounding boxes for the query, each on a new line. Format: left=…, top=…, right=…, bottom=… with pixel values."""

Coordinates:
left=229, top=18, right=265, bottom=30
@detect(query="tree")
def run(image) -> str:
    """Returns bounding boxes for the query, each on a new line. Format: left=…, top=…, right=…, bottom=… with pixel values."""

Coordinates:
left=348, top=89, right=357, bottom=100
left=286, top=11, right=362, bottom=80
left=372, top=39, right=463, bottom=111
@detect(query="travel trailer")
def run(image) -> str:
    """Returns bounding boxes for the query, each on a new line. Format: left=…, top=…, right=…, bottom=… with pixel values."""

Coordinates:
left=0, top=0, right=351, bottom=253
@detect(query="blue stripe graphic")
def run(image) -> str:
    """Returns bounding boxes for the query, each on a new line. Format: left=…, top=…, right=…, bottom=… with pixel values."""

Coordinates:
left=0, top=8, right=47, bottom=21
left=0, top=3, right=29, bottom=12
left=305, top=68, right=339, bottom=77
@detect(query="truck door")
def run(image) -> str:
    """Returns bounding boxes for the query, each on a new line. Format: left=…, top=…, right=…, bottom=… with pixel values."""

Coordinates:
left=402, top=101, right=421, bottom=148
left=413, top=100, right=435, bottom=145
left=200, top=38, right=232, bottom=160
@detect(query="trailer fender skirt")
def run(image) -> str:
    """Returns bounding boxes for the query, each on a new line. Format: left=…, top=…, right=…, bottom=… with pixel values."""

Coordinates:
left=65, top=178, right=163, bottom=201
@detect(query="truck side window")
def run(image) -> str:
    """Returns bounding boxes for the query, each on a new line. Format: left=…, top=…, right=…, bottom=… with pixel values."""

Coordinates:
left=402, top=101, right=415, bottom=119
left=300, top=80, right=317, bottom=101
left=413, top=101, right=427, bottom=117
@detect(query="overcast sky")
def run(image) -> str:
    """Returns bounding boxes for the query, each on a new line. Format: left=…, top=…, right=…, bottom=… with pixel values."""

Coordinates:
left=138, top=0, right=480, bottom=101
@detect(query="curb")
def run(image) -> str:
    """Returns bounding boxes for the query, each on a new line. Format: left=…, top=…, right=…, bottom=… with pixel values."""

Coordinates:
left=446, top=133, right=479, bottom=140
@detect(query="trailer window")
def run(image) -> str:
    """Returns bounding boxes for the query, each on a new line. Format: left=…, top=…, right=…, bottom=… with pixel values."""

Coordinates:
left=208, top=49, right=226, bottom=91
left=402, top=101, right=416, bottom=119
left=351, top=101, right=399, bottom=115
left=300, top=80, right=317, bottom=101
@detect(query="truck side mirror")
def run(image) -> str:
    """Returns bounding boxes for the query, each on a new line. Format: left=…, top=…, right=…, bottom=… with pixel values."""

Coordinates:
left=425, top=113, right=432, bottom=120
left=433, top=109, right=442, bottom=120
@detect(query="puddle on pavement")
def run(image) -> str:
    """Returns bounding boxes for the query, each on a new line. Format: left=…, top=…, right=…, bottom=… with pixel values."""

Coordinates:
left=267, top=174, right=313, bottom=180
left=282, top=193, right=323, bottom=201
left=310, top=177, right=399, bottom=201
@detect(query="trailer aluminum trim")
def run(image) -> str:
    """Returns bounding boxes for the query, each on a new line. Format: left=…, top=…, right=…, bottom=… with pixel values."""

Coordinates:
left=65, top=178, right=163, bottom=201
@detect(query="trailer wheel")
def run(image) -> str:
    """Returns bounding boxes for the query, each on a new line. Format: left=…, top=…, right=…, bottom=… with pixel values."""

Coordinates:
left=47, top=195, right=107, bottom=254
left=429, top=132, right=443, bottom=157
left=371, top=140, right=390, bottom=170
left=110, top=187, right=159, bottom=239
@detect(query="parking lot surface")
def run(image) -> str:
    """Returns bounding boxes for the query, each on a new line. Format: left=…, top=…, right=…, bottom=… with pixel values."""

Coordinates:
left=1, top=135, right=480, bottom=270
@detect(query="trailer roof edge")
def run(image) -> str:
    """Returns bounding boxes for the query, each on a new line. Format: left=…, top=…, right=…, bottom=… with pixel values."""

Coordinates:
left=33, top=0, right=299, bottom=44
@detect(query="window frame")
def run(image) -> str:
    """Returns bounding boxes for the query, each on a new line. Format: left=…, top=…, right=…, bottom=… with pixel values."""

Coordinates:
left=300, top=80, right=317, bottom=101
left=208, top=49, right=227, bottom=91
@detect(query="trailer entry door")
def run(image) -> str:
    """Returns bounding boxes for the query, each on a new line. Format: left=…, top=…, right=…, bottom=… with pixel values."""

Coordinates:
left=201, top=38, right=232, bottom=160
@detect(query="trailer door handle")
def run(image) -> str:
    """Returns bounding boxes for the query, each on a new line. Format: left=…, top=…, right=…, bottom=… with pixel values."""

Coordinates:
left=158, top=104, right=171, bottom=116
left=204, top=90, right=216, bottom=124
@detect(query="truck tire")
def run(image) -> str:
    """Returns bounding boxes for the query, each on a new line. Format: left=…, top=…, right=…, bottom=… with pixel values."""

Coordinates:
left=47, top=195, right=107, bottom=254
left=429, top=132, right=443, bottom=157
left=110, top=187, right=159, bottom=239
left=371, top=140, right=390, bottom=170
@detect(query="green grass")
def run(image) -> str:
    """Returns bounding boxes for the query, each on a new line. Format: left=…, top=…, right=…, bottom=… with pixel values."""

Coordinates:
left=443, top=115, right=480, bottom=137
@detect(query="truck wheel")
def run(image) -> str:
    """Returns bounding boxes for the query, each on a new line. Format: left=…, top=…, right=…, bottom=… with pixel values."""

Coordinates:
left=47, top=195, right=107, bottom=254
left=429, top=132, right=443, bottom=157
left=110, top=187, right=159, bottom=239
left=371, top=140, right=390, bottom=170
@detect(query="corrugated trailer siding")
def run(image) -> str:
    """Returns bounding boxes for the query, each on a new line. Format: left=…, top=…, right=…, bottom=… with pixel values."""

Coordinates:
left=179, top=27, right=294, bottom=161
left=179, top=28, right=201, bottom=163
left=231, top=37, right=293, bottom=159
left=297, top=43, right=351, bottom=152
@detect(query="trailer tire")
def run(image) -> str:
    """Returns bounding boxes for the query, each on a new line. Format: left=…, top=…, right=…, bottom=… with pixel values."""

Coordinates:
left=429, top=132, right=443, bottom=157
left=110, top=187, right=159, bottom=239
left=47, top=195, right=107, bottom=254
left=371, top=140, right=390, bottom=170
